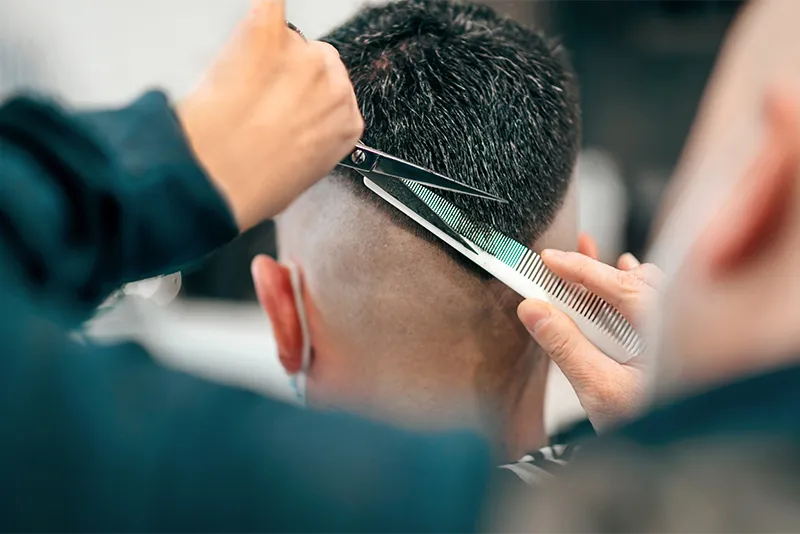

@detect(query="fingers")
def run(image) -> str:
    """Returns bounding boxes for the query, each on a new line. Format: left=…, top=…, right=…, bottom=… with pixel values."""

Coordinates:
left=541, top=250, right=658, bottom=321
left=617, top=253, right=664, bottom=287
left=542, top=250, right=636, bottom=308
left=619, top=253, right=663, bottom=288
left=577, top=233, right=599, bottom=260
left=519, top=298, right=647, bottom=430
left=518, top=299, right=619, bottom=383
left=630, top=263, right=665, bottom=288
left=617, top=252, right=641, bottom=271
left=233, top=0, right=290, bottom=74
left=309, top=41, right=346, bottom=76
left=310, top=40, right=340, bottom=58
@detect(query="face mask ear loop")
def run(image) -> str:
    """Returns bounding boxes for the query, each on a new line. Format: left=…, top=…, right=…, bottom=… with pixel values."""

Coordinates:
left=287, top=262, right=311, bottom=401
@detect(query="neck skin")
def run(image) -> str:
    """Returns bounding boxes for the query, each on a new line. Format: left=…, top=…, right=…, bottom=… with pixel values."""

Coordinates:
left=281, top=179, right=579, bottom=462
left=306, top=311, right=550, bottom=462
left=500, top=347, right=550, bottom=459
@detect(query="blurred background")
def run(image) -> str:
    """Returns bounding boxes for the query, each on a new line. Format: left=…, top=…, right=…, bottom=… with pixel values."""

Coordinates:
left=0, top=0, right=746, bottom=430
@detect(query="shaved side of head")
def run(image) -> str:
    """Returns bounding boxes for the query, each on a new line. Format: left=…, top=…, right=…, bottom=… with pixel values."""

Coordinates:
left=274, top=0, right=580, bottom=446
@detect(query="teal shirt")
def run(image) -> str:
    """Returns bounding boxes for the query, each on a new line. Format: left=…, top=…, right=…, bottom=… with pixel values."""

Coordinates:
left=0, top=92, right=492, bottom=532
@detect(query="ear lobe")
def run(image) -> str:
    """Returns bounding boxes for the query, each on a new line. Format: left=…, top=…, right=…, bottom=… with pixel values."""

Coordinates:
left=251, top=255, right=304, bottom=374
left=701, top=87, right=800, bottom=277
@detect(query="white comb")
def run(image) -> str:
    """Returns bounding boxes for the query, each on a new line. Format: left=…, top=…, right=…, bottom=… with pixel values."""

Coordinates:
left=363, top=176, right=645, bottom=363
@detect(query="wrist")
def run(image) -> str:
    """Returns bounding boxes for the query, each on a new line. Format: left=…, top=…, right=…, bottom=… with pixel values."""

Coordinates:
left=175, top=98, right=249, bottom=231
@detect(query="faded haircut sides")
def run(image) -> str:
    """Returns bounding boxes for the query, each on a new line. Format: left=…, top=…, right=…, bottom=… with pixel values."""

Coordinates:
left=323, top=0, right=581, bottom=247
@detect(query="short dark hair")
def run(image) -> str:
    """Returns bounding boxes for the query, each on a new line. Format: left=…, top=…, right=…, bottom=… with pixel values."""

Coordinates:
left=323, top=0, right=580, bottom=245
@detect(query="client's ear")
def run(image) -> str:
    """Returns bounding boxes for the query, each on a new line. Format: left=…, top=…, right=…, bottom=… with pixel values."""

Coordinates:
left=251, top=255, right=304, bottom=374
left=699, top=85, right=800, bottom=278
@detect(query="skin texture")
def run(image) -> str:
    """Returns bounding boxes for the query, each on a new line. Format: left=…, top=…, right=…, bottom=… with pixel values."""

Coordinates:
left=649, top=0, right=800, bottom=394
left=495, top=3, right=800, bottom=531
left=178, top=0, right=362, bottom=230
left=518, top=0, right=800, bottom=428
left=662, top=85, right=800, bottom=392
left=254, top=181, right=577, bottom=460
left=518, top=246, right=660, bottom=430
left=252, top=0, right=581, bottom=460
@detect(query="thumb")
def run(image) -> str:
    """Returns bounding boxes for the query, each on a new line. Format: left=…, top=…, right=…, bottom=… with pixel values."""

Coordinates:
left=518, top=299, right=618, bottom=387
left=244, top=0, right=288, bottom=48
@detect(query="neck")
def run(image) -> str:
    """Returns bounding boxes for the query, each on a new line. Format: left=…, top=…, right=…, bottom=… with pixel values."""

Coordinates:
left=319, top=338, right=549, bottom=462
left=455, top=340, right=549, bottom=461
left=501, top=355, right=549, bottom=460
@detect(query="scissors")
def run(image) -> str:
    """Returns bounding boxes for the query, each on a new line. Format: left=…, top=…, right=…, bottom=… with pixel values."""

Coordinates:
left=338, top=142, right=507, bottom=203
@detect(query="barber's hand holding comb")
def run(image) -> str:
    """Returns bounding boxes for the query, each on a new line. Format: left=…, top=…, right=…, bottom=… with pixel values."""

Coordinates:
left=518, top=234, right=663, bottom=430
left=178, top=0, right=363, bottom=231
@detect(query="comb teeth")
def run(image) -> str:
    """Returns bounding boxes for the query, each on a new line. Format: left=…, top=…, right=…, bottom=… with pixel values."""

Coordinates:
left=403, top=180, right=646, bottom=358
left=513, top=249, right=645, bottom=356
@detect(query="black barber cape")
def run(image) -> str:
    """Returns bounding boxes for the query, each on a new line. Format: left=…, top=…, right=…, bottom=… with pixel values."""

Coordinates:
left=0, top=92, right=491, bottom=532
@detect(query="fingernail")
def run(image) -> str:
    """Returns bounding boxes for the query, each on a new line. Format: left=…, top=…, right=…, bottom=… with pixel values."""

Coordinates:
left=519, top=301, right=551, bottom=334
left=621, top=253, right=640, bottom=266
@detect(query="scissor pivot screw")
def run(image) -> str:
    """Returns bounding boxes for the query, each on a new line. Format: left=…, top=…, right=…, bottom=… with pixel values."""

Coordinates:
left=351, top=150, right=366, bottom=165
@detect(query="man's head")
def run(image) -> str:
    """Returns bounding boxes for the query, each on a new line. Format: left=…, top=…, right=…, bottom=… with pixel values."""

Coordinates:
left=649, top=0, right=800, bottom=395
left=252, top=0, right=580, bottom=457
left=659, top=86, right=800, bottom=391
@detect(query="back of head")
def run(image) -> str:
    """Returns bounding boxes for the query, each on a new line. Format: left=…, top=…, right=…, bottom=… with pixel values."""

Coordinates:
left=272, top=0, right=580, bottom=445
left=647, top=0, right=800, bottom=393
left=326, top=0, right=580, bottom=243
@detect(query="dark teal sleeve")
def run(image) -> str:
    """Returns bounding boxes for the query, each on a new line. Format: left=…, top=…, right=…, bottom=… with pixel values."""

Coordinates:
left=0, top=94, right=493, bottom=531
left=0, top=92, right=237, bottom=320
left=0, top=291, right=492, bottom=532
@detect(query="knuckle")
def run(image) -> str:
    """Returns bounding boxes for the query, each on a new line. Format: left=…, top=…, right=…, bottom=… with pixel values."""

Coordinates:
left=314, top=53, right=330, bottom=77
left=334, top=72, right=353, bottom=97
left=313, top=60, right=348, bottom=95
left=613, top=270, right=633, bottom=293
left=617, top=269, right=646, bottom=291
left=331, top=87, right=352, bottom=113
left=614, top=270, right=648, bottom=313
left=305, top=45, right=327, bottom=70
left=311, top=42, right=340, bottom=68
left=319, top=41, right=341, bottom=59
left=350, top=112, right=365, bottom=137
left=329, top=58, right=352, bottom=86
left=341, top=117, right=362, bottom=142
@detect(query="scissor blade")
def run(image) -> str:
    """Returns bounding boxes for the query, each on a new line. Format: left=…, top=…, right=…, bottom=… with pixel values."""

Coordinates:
left=361, top=171, right=478, bottom=254
left=373, top=155, right=508, bottom=203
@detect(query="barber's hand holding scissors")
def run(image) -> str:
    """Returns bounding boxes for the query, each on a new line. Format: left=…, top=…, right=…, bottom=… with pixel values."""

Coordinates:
left=178, top=0, right=363, bottom=231
left=518, top=235, right=664, bottom=430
